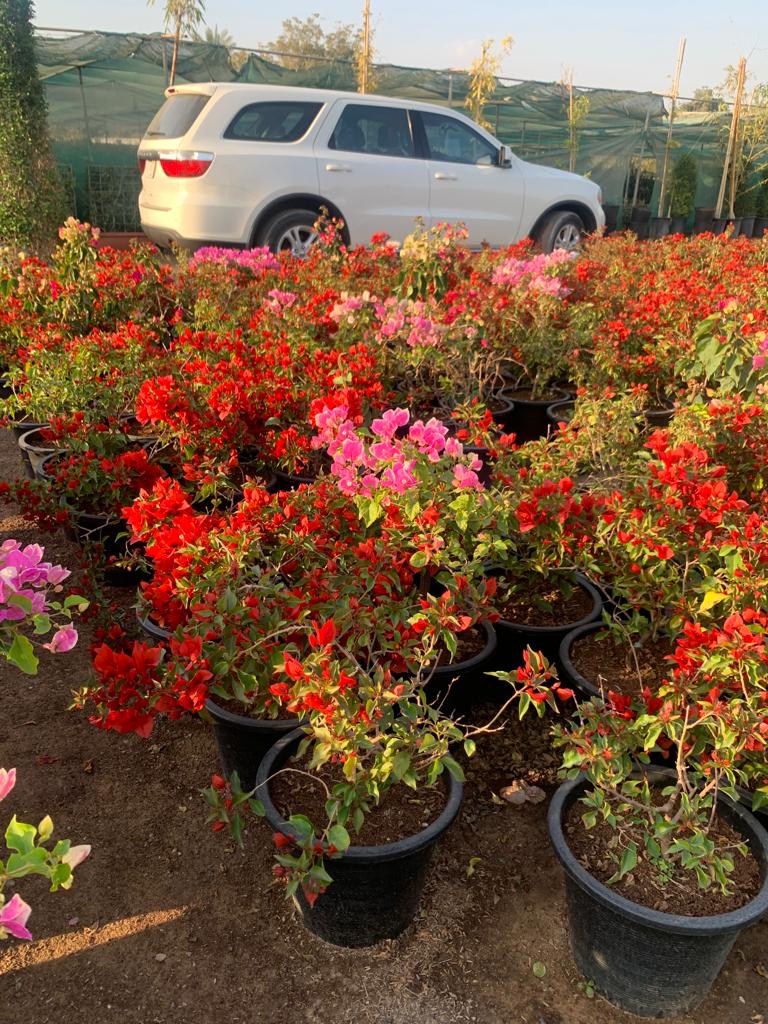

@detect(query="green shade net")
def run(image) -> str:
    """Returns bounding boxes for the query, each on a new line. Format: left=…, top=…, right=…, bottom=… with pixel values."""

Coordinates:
left=35, top=29, right=731, bottom=231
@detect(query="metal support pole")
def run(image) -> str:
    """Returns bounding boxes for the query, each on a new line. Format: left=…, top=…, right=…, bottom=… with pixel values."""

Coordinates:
left=76, top=65, right=93, bottom=144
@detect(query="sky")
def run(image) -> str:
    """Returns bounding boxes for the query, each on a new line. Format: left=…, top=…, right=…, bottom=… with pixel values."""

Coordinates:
left=34, top=1, right=768, bottom=98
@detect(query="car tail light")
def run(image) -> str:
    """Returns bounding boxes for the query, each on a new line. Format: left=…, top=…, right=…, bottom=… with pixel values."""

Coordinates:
left=138, top=158, right=146, bottom=175
left=159, top=151, right=214, bottom=178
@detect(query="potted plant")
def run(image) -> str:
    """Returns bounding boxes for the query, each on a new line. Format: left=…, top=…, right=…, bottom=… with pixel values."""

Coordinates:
left=482, top=250, right=577, bottom=441
left=493, top=623, right=768, bottom=1019
left=734, top=166, right=758, bottom=237
left=667, top=152, right=698, bottom=234
left=754, top=176, right=768, bottom=238
left=204, top=639, right=572, bottom=947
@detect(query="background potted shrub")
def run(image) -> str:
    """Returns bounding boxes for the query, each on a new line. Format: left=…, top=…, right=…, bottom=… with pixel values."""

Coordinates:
left=667, top=152, right=698, bottom=234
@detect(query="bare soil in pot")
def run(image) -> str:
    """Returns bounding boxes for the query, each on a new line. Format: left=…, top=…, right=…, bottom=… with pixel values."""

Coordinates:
left=270, top=756, right=448, bottom=846
left=496, top=576, right=594, bottom=627
left=564, top=800, right=762, bottom=917
left=433, top=624, right=488, bottom=666
left=569, top=630, right=674, bottom=695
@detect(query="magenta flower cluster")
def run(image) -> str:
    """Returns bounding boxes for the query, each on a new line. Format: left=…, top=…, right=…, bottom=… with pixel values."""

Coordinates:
left=0, top=540, right=78, bottom=654
left=492, top=249, right=575, bottom=297
left=187, top=246, right=280, bottom=275
left=312, top=405, right=484, bottom=496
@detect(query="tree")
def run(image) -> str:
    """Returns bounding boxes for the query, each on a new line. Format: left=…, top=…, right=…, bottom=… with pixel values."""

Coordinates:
left=265, top=14, right=359, bottom=71
left=193, top=24, right=235, bottom=47
left=465, top=37, right=513, bottom=130
left=0, top=0, right=66, bottom=249
left=147, top=0, right=206, bottom=85
left=680, top=86, right=724, bottom=112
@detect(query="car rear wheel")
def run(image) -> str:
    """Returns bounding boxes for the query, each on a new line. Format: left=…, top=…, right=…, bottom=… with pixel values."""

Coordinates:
left=534, top=211, right=586, bottom=253
left=259, top=209, right=319, bottom=257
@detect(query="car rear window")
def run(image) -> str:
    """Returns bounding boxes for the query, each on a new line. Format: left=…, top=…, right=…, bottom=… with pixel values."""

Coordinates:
left=224, top=101, right=323, bottom=142
left=145, top=94, right=210, bottom=139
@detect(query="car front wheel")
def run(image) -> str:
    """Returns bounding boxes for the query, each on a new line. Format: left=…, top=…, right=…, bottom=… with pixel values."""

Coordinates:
left=259, top=209, right=319, bottom=257
left=534, top=211, right=586, bottom=253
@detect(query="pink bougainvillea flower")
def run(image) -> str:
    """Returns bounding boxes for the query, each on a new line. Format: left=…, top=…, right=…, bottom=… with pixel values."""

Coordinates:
left=62, top=844, right=91, bottom=870
left=0, top=767, right=16, bottom=801
left=0, top=893, right=33, bottom=941
left=43, top=626, right=79, bottom=654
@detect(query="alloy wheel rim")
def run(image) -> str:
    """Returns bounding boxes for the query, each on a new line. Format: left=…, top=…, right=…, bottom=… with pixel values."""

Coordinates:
left=276, top=225, right=318, bottom=257
left=553, top=223, right=582, bottom=251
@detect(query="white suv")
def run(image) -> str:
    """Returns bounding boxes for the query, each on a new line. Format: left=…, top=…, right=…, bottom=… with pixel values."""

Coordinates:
left=138, top=83, right=604, bottom=254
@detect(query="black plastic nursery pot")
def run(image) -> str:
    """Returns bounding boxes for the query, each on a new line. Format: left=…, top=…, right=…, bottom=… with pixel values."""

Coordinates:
left=548, top=772, right=768, bottom=1018
left=556, top=621, right=607, bottom=701
left=18, top=427, right=70, bottom=481
left=13, top=421, right=50, bottom=478
left=545, top=399, right=575, bottom=430
left=498, top=387, right=571, bottom=443
left=206, top=698, right=299, bottom=792
left=421, top=620, right=498, bottom=715
left=257, top=728, right=464, bottom=947
left=648, top=217, right=672, bottom=239
left=272, top=467, right=317, bottom=491
left=669, top=215, right=689, bottom=235
left=693, top=207, right=714, bottom=234
left=738, top=216, right=756, bottom=238
left=135, top=608, right=172, bottom=643
left=494, top=572, right=603, bottom=670
left=754, top=216, right=768, bottom=239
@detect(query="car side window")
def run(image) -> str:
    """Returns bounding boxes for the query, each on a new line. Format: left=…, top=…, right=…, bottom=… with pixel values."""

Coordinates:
left=329, top=104, right=414, bottom=158
left=224, top=102, right=322, bottom=142
left=419, top=111, right=498, bottom=166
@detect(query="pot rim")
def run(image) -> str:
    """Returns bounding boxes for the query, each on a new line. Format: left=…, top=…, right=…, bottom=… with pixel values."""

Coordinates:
left=548, top=770, right=768, bottom=935
left=497, top=572, right=602, bottom=636
left=428, top=619, right=497, bottom=677
left=257, top=727, right=463, bottom=863
left=558, top=621, right=607, bottom=699
left=205, top=696, right=299, bottom=731
left=17, top=426, right=66, bottom=452
left=135, top=607, right=172, bottom=641
left=498, top=386, right=571, bottom=408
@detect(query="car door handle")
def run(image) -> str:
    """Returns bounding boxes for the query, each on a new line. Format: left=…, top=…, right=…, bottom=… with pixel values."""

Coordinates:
left=325, top=163, right=352, bottom=172
left=433, top=172, right=458, bottom=181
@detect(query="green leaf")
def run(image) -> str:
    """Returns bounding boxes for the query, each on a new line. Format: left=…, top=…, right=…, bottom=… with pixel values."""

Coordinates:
left=463, top=738, right=476, bottom=758
left=5, top=816, right=37, bottom=855
left=409, top=549, right=429, bottom=568
left=7, top=592, right=33, bottom=613
left=32, top=614, right=51, bottom=636
left=442, top=756, right=465, bottom=782
left=532, top=961, right=547, bottom=978
left=7, top=634, right=38, bottom=675
left=327, top=824, right=350, bottom=853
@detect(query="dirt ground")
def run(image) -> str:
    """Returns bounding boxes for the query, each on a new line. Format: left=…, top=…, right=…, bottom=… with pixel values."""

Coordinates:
left=1, top=426, right=766, bottom=1024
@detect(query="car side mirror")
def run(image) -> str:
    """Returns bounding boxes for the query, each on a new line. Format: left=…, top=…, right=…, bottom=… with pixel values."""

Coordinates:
left=498, top=145, right=513, bottom=168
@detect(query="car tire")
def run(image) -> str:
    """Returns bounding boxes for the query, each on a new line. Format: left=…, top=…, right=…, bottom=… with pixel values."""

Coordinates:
left=258, top=209, right=320, bottom=256
left=534, top=211, right=586, bottom=253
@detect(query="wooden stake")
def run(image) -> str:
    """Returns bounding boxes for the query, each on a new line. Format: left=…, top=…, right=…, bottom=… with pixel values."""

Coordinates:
left=657, top=37, right=686, bottom=217
left=715, top=57, right=747, bottom=219
left=359, top=0, right=371, bottom=94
